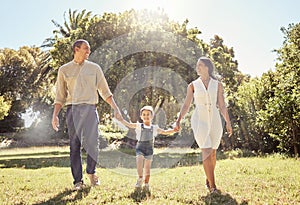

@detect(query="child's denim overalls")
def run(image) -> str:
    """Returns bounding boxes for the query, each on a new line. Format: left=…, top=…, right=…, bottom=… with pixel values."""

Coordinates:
left=136, top=124, right=154, bottom=158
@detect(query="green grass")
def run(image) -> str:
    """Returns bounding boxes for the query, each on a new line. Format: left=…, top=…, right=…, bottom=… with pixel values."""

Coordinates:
left=0, top=147, right=299, bottom=205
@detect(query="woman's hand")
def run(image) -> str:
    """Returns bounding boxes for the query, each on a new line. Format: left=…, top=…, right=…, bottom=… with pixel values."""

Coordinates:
left=226, top=123, right=233, bottom=137
left=174, top=120, right=181, bottom=132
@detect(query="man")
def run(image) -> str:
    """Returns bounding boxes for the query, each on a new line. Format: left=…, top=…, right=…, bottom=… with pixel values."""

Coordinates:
left=51, top=39, right=122, bottom=190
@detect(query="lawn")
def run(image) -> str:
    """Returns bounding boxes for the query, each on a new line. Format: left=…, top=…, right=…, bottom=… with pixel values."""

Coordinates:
left=0, top=147, right=299, bottom=205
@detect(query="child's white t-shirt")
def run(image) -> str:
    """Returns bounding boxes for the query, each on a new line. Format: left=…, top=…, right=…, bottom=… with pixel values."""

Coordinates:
left=135, top=122, right=159, bottom=141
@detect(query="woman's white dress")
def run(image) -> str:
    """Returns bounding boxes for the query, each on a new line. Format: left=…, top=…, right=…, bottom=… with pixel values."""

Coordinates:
left=191, top=77, right=223, bottom=149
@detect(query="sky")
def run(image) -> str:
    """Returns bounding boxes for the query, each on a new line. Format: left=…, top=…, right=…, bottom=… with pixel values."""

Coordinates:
left=1, top=0, right=299, bottom=77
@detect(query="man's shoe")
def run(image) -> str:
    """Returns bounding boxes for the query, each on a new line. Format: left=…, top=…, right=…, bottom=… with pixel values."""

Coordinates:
left=73, top=182, right=85, bottom=191
left=87, top=174, right=100, bottom=186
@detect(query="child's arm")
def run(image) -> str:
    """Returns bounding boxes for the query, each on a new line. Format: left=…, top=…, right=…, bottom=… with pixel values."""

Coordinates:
left=157, top=128, right=177, bottom=135
left=119, top=119, right=137, bottom=129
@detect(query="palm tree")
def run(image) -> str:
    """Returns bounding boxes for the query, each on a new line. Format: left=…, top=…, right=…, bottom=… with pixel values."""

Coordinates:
left=42, top=9, right=94, bottom=47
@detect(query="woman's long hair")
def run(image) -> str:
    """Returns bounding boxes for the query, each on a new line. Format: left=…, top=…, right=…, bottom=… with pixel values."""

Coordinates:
left=197, top=57, right=218, bottom=80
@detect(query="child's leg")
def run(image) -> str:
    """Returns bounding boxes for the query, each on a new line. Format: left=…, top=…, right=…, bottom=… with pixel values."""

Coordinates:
left=143, top=159, right=152, bottom=184
left=136, top=155, right=144, bottom=178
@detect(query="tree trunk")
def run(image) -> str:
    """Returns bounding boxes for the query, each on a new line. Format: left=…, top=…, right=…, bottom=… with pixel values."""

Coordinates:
left=292, top=123, right=299, bottom=157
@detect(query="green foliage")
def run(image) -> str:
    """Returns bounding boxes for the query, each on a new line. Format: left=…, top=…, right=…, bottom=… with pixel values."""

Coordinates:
left=6, top=8, right=300, bottom=157
left=235, top=23, right=300, bottom=156
left=2, top=8, right=246, bottom=152
left=46, top=9, right=96, bottom=69
left=0, top=46, right=53, bottom=131
left=0, top=96, right=11, bottom=120
left=99, top=120, right=126, bottom=143
left=235, top=76, right=278, bottom=152
left=47, top=9, right=248, bottom=148
left=257, top=23, right=300, bottom=156
left=47, top=9, right=206, bottom=138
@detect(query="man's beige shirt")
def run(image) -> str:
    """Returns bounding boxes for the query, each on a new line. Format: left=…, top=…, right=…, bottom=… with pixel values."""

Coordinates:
left=54, top=60, right=112, bottom=106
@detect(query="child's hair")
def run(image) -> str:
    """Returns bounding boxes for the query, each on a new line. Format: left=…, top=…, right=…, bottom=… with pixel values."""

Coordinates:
left=140, top=106, right=154, bottom=115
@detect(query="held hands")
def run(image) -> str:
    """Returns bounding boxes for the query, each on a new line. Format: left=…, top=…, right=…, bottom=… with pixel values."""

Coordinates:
left=173, top=120, right=181, bottom=132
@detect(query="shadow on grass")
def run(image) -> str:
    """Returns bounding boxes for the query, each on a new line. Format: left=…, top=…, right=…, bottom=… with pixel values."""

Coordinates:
left=1, top=148, right=242, bottom=170
left=200, top=190, right=249, bottom=205
left=0, top=156, right=70, bottom=169
left=0, top=149, right=202, bottom=169
left=99, top=150, right=202, bottom=169
left=129, top=187, right=151, bottom=203
left=30, top=186, right=91, bottom=205
left=0, top=151, right=69, bottom=158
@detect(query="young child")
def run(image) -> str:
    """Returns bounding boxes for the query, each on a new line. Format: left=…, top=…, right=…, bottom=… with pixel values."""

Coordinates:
left=119, top=105, right=177, bottom=190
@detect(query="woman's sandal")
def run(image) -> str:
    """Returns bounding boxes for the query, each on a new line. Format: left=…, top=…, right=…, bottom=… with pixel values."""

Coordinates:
left=205, top=179, right=210, bottom=189
left=210, top=187, right=219, bottom=194
left=206, top=179, right=219, bottom=194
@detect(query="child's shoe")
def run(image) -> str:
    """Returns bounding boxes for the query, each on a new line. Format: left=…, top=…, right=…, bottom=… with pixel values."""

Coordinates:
left=143, top=183, right=150, bottom=192
left=135, top=178, right=143, bottom=188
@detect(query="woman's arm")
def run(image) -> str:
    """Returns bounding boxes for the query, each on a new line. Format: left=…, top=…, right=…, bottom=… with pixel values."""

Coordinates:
left=217, top=82, right=233, bottom=136
left=174, top=83, right=194, bottom=131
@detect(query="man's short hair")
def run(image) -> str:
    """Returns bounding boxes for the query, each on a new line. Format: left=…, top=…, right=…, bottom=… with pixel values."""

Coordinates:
left=72, top=39, right=89, bottom=53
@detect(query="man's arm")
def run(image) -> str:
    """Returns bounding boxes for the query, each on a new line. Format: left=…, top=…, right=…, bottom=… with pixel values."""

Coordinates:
left=52, top=103, right=62, bottom=131
left=105, top=95, right=123, bottom=121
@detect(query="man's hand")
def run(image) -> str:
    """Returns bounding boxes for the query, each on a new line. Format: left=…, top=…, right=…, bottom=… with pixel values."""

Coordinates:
left=52, top=116, right=59, bottom=132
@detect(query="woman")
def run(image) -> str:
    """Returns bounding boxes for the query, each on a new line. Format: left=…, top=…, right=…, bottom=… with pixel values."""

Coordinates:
left=175, top=56, right=232, bottom=193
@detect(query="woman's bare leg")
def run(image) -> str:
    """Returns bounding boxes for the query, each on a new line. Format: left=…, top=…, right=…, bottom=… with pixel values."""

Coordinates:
left=202, top=148, right=216, bottom=189
left=211, top=149, right=217, bottom=171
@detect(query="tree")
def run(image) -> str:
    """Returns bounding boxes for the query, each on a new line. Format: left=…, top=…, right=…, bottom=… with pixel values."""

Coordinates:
left=46, top=9, right=243, bottom=149
left=48, top=9, right=204, bottom=121
left=235, top=74, right=279, bottom=152
left=43, top=9, right=96, bottom=69
left=0, top=47, right=52, bottom=132
left=257, top=23, right=300, bottom=156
